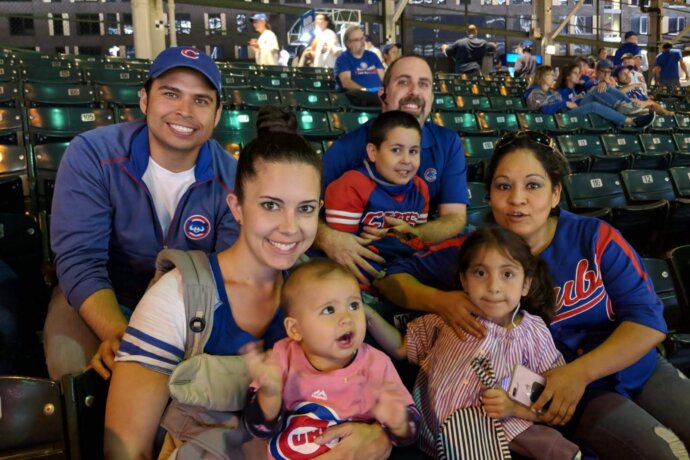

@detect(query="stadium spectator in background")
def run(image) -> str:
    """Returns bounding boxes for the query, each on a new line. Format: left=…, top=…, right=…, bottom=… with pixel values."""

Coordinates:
left=319, top=55, right=468, bottom=284
left=614, top=31, right=641, bottom=65
left=655, top=42, right=688, bottom=87
left=614, top=65, right=674, bottom=116
left=248, top=13, right=279, bottom=66
left=365, top=35, right=384, bottom=63
left=44, top=47, right=239, bottom=380
left=381, top=42, right=401, bottom=68
left=301, top=13, right=341, bottom=69
left=597, top=47, right=609, bottom=62
left=513, top=40, right=537, bottom=79
left=334, top=25, right=385, bottom=107
left=442, top=24, right=496, bottom=77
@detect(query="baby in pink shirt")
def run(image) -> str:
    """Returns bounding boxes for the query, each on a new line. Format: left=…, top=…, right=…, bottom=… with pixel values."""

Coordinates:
left=243, top=258, right=419, bottom=459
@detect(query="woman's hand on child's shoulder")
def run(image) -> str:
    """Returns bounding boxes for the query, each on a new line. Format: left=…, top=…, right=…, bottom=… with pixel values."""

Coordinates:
left=242, top=342, right=282, bottom=397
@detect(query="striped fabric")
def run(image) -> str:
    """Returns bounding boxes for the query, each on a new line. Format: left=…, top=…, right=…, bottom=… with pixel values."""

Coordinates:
left=436, top=406, right=512, bottom=460
left=435, top=355, right=512, bottom=460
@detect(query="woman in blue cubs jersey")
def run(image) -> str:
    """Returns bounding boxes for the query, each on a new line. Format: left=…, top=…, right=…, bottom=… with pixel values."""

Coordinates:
left=376, top=130, right=690, bottom=459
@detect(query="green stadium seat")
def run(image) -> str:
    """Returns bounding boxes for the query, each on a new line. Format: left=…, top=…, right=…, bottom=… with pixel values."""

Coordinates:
left=0, top=107, right=24, bottom=144
left=27, top=106, right=115, bottom=143
left=564, top=172, right=668, bottom=255
left=283, top=91, right=333, bottom=112
left=212, top=130, right=256, bottom=159
left=585, top=113, right=613, bottom=133
left=466, top=182, right=490, bottom=227
left=553, top=113, right=590, bottom=133
left=84, top=67, right=147, bottom=85
left=0, top=376, right=66, bottom=458
left=0, top=62, right=18, bottom=82
left=669, top=245, right=690, bottom=310
left=23, top=82, right=97, bottom=107
left=295, top=110, right=343, bottom=141
left=455, top=95, right=491, bottom=112
left=555, top=134, right=597, bottom=173
left=97, top=84, right=142, bottom=108
left=220, top=74, right=252, bottom=90
left=329, top=111, right=376, bottom=133
left=21, top=66, right=84, bottom=84
left=637, top=133, right=674, bottom=170
left=248, top=75, right=293, bottom=91
left=597, top=133, right=636, bottom=172
left=292, top=77, right=335, bottom=92
left=33, top=141, right=69, bottom=211
left=675, top=114, right=690, bottom=133
left=487, top=97, right=527, bottom=113
left=517, top=113, right=557, bottom=133
left=461, top=135, right=499, bottom=181
left=214, top=110, right=257, bottom=135
left=650, top=115, right=677, bottom=134
left=435, top=112, right=494, bottom=136
left=0, top=82, right=21, bottom=108
left=115, top=106, right=144, bottom=123
left=669, top=166, right=690, bottom=198
left=476, top=112, right=519, bottom=133
left=0, top=175, right=25, bottom=213
left=672, top=133, right=690, bottom=167
left=225, top=88, right=282, bottom=109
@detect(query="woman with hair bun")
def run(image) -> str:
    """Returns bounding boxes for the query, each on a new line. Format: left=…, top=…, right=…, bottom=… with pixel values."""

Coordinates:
left=105, top=107, right=394, bottom=459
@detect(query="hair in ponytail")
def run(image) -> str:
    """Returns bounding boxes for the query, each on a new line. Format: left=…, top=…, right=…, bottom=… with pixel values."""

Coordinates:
left=234, top=106, right=322, bottom=201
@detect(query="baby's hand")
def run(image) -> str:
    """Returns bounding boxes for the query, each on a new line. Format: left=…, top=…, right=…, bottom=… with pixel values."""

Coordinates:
left=481, top=388, right=514, bottom=420
left=242, top=342, right=282, bottom=397
left=372, top=382, right=411, bottom=438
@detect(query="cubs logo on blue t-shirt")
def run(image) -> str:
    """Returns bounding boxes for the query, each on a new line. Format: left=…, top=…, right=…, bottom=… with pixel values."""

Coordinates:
left=184, top=214, right=211, bottom=240
left=270, top=402, right=341, bottom=460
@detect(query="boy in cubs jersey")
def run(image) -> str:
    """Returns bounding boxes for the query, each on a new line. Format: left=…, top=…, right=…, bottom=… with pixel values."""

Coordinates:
left=324, top=111, right=432, bottom=281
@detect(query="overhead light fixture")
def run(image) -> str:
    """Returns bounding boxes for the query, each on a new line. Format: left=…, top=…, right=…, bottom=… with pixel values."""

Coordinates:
left=546, top=44, right=556, bottom=55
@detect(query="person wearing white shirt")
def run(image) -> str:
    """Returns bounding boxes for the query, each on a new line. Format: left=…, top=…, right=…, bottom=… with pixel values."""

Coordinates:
left=249, top=13, right=279, bottom=66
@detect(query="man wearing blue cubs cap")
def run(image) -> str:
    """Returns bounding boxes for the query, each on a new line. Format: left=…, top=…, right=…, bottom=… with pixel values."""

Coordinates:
left=45, top=46, right=239, bottom=381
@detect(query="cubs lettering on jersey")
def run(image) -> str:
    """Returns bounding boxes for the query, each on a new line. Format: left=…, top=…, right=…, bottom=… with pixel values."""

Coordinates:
left=269, top=402, right=341, bottom=460
left=324, top=164, right=429, bottom=234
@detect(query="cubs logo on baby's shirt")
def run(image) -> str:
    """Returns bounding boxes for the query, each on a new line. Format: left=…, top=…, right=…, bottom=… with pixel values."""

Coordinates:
left=269, top=402, right=341, bottom=460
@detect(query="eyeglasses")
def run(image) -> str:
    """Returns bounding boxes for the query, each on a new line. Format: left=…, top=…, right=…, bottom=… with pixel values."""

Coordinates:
left=494, top=130, right=557, bottom=153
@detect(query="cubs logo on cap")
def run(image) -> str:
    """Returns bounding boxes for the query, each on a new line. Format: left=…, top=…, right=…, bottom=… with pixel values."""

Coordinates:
left=184, top=214, right=211, bottom=240
left=269, top=402, right=341, bottom=460
left=149, top=46, right=222, bottom=96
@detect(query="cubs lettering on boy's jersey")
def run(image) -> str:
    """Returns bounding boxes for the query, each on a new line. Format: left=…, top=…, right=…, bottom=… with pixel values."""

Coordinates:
left=385, top=210, right=667, bottom=395
left=325, top=163, right=429, bottom=234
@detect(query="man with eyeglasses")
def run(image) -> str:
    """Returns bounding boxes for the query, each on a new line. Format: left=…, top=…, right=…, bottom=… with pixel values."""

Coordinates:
left=334, top=25, right=385, bottom=107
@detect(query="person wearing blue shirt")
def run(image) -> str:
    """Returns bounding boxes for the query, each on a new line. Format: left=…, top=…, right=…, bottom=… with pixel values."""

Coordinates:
left=334, top=25, right=385, bottom=107
left=613, top=31, right=642, bottom=65
left=655, top=42, right=689, bottom=87
left=44, top=47, right=240, bottom=380
left=317, top=55, right=469, bottom=285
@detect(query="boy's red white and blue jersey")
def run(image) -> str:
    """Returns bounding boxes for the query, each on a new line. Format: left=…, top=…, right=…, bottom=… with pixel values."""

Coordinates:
left=386, top=210, right=667, bottom=397
left=51, top=120, right=239, bottom=311
left=325, top=161, right=430, bottom=234
left=325, top=162, right=431, bottom=278
left=323, top=119, right=469, bottom=217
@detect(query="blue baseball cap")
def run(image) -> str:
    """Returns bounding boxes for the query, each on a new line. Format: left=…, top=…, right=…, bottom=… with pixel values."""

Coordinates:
left=250, top=13, right=268, bottom=22
left=149, top=46, right=221, bottom=96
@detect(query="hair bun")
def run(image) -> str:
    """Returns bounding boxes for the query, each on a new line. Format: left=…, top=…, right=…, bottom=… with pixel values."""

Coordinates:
left=256, top=106, right=298, bottom=134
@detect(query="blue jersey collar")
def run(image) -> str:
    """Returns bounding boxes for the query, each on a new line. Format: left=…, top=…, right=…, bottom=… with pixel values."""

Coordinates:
left=128, top=126, right=214, bottom=181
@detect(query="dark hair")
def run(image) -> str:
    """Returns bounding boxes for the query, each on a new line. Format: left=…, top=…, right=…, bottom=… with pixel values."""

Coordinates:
left=234, top=106, right=322, bottom=201
left=573, top=55, right=589, bottom=66
left=316, top=13, right=336, bottom=32
left=281, top=258, right=357, bottom=317
left=486, top=134, right=570, bottom=194
left=143, top=73, right=221, bottom=110
left=457, top=226, right=557, bottom=323
left=556, top=63, right=579, bottom=89
left=368, top=110, right=422, bottom=148
left=662, top=42, right=673, bottom=51
left=381, top=54, right=431, bottom=90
